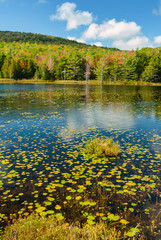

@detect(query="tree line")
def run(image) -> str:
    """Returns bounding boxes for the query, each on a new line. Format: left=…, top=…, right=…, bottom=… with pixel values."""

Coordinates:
left=0, top=31, right=87, bottom=47
left=0, top=41, right=161, bottom=82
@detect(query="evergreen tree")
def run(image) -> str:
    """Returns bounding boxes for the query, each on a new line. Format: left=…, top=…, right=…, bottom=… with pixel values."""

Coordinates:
left=0, top=51, right=5, bottom=70
left=1, top=57, right=12, bottom=78
left=142, top=50, right=161, bottom=82
left=26, top=59, right=36, bottom=79
left=66, top=52, right=85, bottom=80
left=122, top=50, right=148, bottom=81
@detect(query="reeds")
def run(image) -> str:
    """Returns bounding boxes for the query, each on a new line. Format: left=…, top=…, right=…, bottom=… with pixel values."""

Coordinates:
left=2, top=214, right=121, bottom=240
left=84, top=137, right=122, bottom=157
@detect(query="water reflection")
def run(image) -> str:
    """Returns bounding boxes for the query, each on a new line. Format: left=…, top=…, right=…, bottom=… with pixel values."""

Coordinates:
left=0, top=83, right=161, bottom=133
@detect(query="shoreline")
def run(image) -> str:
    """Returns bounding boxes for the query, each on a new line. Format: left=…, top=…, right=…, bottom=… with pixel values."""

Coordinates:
left=0, top=79, right=161, bottom=86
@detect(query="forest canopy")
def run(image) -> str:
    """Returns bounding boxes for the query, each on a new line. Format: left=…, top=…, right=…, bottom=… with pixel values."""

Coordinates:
left=0, top=31, right=161, bottom=82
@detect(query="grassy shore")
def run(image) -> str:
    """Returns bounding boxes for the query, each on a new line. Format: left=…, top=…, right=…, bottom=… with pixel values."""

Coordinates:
left=2, top=214, right=121, bottom=240
left=1, top=79, right=161, bottom=86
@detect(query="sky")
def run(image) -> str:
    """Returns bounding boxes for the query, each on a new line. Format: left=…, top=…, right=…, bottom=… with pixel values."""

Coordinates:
left=0, top=0, right=161, bottom=50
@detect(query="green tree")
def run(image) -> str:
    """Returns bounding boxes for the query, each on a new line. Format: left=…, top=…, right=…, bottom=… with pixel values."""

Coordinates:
left=66, top=52, right=85, bottom=80
left=54, top=56, right=67, bottom=80
left=110, top=51, right=124, bottom=81
left=39, top=64, right=50, bottom=80
left=1, top=57, right=13, bottom=79
left=0, top=51, right=5, bottom=69
left=142, top=50, right=161, bottom=82
left=122, top=50, right=148, bottom=81
left=94, top=55, right=113, bottom=82
left=26, top=59, right=36, bottom=79
left=0, top=51, right=5, bottom=78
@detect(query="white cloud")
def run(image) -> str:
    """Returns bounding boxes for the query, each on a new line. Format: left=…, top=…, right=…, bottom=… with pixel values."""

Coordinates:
left=50, top=2, right=93, bottom=30
left=113, top=36, right=152, bottom=50
left=154, top=36, right=161, bottom=44
left=67, top=36, right=85, bottom=43
left=92, top=42, right=103, bottom=47
left=50, top=3, right=154, bottom=50
left=83, top=19, right=141, bottom=40
left=80, top=18, right=153, bottom=50
left=153, top=0, right=161, bottom=15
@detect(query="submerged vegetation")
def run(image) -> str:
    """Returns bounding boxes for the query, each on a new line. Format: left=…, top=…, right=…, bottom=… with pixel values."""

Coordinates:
left=84, top=137, right=122, bottom=157
left=2, top=214, right=121, bottom=240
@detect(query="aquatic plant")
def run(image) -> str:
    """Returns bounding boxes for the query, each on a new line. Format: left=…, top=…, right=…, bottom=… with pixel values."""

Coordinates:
left=2, top=214, right=121, bottom=240
left=83, top=137, right=122, bottom=157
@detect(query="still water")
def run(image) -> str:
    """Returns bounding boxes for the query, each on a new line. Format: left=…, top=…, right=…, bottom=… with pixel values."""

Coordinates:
left=0, top=84, right=161, bottom=238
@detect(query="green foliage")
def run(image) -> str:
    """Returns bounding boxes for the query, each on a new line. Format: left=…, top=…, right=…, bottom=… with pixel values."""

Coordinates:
left=122, top=50, right=148, bottom=81
left=0, top=31, right=118, bottom=50
left=0, top=31, right=87, bottom=47
left=84, top=137, right=122, bottom=157
left=0, top=31, right=161, bottom=82
left=0, top=51, right=5, bottom=69
left=66, top=52, right=86, bottom=80
left=142, top=49, right=161, bottom=82
left=94, top=55, right=112, bottom=82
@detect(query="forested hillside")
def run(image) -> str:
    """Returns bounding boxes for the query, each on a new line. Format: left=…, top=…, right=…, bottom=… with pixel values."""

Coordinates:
left=0, top=31, right=161, bottom=82
left=0, top=31, right=117, bottom=51
left=0, top=31, right=89, bottom=47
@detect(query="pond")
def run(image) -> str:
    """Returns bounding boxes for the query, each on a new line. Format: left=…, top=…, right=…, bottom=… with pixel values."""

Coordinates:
left=0, top=83, right=161, bottom=238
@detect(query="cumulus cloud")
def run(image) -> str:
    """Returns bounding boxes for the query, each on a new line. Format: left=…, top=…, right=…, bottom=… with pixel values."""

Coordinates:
left=92, top=42, right=103, bottom=47
left=113, top=36, right=152, bottom=50
left=153, top=0, right=161, bottom=15
left=83, top=19, right=141, bottom=40
left=154, top=36, right=161, bottom=44
left=80, top=18, right=153, bottom=50
left=50, top=3, right=153, bottom=50
left=50, top=2, right=93, bottom=30
left=67, top=36, right=85, bottom=43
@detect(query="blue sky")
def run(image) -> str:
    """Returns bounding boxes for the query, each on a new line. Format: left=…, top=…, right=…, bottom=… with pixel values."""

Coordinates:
left=0, top=0, right=161, bottom=50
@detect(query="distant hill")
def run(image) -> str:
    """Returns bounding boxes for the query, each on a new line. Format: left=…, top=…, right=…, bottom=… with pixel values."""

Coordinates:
left=0, top=31, right=119, bottom=51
